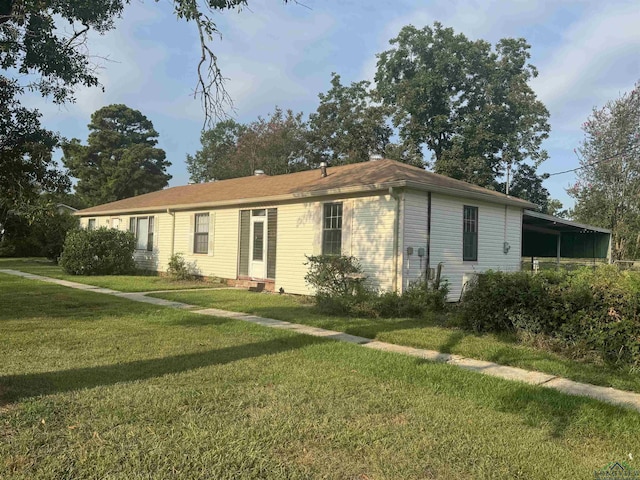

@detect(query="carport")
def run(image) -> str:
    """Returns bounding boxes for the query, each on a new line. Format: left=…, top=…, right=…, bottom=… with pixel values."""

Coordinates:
left=522, top=210, right=612, bottom=266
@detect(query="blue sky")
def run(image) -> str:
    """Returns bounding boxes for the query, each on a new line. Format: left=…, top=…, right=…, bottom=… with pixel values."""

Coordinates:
left=24, top=0, right=640, bottom=209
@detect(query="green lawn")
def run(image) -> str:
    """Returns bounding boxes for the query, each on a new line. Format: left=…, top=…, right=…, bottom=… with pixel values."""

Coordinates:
left=2, top=273, right=640, bottom=478
left=150, top=289, right=640, bottom=394
left=0, top=257, right=223, bottom=292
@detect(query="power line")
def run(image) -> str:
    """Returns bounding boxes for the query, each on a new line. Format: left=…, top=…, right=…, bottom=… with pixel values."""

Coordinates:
left=546, top=147, right=637, bottom=177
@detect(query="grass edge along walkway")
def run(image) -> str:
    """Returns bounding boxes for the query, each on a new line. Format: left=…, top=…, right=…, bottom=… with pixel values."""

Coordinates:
left=2, top=267, right=640, bottom=413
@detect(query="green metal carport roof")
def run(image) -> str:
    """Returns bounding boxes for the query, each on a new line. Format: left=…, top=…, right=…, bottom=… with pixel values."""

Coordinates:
left=522, top=210, right=611, bottom=260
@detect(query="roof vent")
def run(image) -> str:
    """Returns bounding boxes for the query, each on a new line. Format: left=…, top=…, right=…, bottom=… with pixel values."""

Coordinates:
left=369, top=154, right=383, bottom=161
left=320, top=162, right=327, bottom=177
left=254, top=170, right=265, bottom=176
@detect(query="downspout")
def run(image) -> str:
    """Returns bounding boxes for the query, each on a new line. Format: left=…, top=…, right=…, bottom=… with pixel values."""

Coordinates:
left=390, top=187, right=401, bottom=293
left=167, top=208, right=175, bottom=257
left=426, top=192, right=431, bottom=280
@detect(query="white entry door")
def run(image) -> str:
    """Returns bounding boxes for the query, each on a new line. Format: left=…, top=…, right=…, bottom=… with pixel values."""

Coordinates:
left=249, top=210, right=267, bottom=279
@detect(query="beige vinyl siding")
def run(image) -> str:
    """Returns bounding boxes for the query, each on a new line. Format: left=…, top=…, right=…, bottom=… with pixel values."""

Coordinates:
left=274, top=202, right=320, bottom=294
left=171, top=209, right=238, bottom=279
left=401, top=190, right=429, bottom=290
left=428, top=193, right=522, bottom=301
left=345, top=194, right=397, bottom=293
left=156, top=213, right=173, bottom=271
left=274, top=194, right=397, bottom=295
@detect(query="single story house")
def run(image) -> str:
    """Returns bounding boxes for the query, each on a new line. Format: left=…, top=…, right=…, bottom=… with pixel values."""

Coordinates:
left=75, top=159, right=606, bottom=300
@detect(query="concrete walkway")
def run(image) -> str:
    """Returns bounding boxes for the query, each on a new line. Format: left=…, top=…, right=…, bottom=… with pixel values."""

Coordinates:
left=3, top=267, right=640, bottom=413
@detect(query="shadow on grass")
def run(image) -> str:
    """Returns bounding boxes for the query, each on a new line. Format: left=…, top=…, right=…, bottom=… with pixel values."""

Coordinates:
left=0, top=289, right=154, bottom=322
left=342, top=318, right=427, bottom=339
left=438, top=330, right=465, bottom=354
left=0, top=335, right=324, bottom=405
left=495, top=382, right=637, bottom=439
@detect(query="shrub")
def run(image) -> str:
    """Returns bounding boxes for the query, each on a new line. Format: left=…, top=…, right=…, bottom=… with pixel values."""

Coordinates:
left=0, top=206, right=79, bottom=261
left=399, top=279, right=449, bottom=315
left=305, top=255, right=449, bottom=318
left=166, top=253, right=198, bottom=281
left=304, top=255, right=368, bottom=297
left=459, top=266, right=640, bottom=367
left=59, top=228, right=136, bottom=275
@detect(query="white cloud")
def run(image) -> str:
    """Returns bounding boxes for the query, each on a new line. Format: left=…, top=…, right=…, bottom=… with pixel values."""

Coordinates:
left=531, top=2, right=640, bottom=121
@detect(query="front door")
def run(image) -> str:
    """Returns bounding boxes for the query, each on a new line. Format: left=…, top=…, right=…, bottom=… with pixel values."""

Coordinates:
left=249, top=210, right=267, bottom=279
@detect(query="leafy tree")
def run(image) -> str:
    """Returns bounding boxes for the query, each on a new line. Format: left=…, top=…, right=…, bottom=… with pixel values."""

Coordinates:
left=498, top=163, right=550, bottom=211
left=187, top=107, right=308, bottom=182
left=62, top=104, right=171, bottom=206
left=187, top=119, right=247, bottom=182
left=0, top=199, right=78, bottom=260
left=1, top=0, right=291, bottom=217
left=569, top=83, right=640, bottom=260
left=375, top=23, right=550, bottom=189
left=0, top=78, right=68, bottom=227
left=0, top=0, right=266, bottom=120
left=308, top=73, right=409, bottom=166
left=236, top=107, right=308, bottom=176
left=545, top=199, right=568, bottom=219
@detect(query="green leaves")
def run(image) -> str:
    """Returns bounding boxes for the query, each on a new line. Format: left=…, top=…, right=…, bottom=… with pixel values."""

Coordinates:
left=375, top=22, right=550, bottom=190
left=62, top=104, right=171, bottom=206
left=186, top=107, right=307, bottom=183
left=60, top=227, right=137, bottom=275
left=0, top=78, right=68, bottom=226
left=307, top=73, right=411, bottom=167
left=571, top=82, right=640, bottom=260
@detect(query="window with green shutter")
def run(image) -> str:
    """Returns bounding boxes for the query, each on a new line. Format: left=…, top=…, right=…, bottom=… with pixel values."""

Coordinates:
left=463, top=205, right=478, bottom=261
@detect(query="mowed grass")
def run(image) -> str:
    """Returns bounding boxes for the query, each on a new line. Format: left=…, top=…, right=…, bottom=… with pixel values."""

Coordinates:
left=2, top=275, right=640, bottom=478
left=0, top=257, right=222, bottom=292
left=151, top=289, right=640, bottom=394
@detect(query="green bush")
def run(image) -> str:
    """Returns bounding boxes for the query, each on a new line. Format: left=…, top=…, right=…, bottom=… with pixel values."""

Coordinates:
left=304, top=255, right=368, bottom=297
left=166, top=253, right=197, bottom=281
left=304, top=255, right=449, bottom=318
left=0, top=208, right=78, bottom=261
left=460, top=266, right=640, bottom=367
left=59, top=228, right=136, bottom=275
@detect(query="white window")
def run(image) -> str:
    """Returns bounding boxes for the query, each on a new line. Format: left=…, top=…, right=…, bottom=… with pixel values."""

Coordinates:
left=129, top=216, right=154, bottom=251
left=194, top=213, right=209, bottom=254
left=87, top=218, right=96, bottom=230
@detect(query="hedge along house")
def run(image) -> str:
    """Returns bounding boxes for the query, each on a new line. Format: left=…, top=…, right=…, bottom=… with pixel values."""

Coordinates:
left=76, top=159, right=541, bottom=300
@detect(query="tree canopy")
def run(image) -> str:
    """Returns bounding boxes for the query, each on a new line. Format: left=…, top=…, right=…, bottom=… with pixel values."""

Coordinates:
left=187, top=107, right=307, bottom=182
left=0, top=78, right=67, bottom=226
left=307, top=73, right=396, bottom=167
left=569, top=82, right=640, bottom=260
left=1, top=0, right=294, bottom=220
left=62, top=104, right=171, bottom=206
left=375, top=22, right=550, bottom=190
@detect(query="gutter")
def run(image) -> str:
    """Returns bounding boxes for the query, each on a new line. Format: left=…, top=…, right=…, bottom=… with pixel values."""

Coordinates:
left=403, top=180, right=536, bottom=209
left=74, top=181, right=406, bottom=217
left=74, top=178, right=535, bottom=218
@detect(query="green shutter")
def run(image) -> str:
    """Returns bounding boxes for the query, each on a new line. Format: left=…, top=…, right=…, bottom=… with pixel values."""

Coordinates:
left=267, top=208, right=277, bottom=279
left=239, top=210, right=250, bottom=276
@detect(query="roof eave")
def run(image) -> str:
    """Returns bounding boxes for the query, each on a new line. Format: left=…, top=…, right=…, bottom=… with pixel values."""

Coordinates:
left=74, top=181, right=406, bottom=216
left=404, top=180, right=536, bottom=208
left=523, top=209, right=611, bottom=234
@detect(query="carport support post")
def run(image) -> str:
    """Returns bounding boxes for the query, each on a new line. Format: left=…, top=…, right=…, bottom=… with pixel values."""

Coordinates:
left=556, top=234, right=561, bottom=269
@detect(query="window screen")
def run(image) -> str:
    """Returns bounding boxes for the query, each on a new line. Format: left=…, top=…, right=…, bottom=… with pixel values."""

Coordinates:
left=322, top=203, right=342, bottom=256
